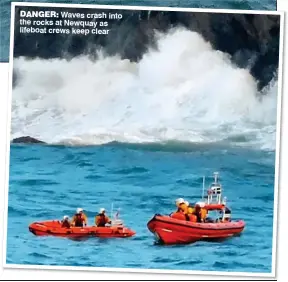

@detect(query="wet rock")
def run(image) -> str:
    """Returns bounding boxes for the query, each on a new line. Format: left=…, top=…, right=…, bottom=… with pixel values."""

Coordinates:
left=13, top=7, right=280, bottom=91
left=12, top=136, right=46, bottom=144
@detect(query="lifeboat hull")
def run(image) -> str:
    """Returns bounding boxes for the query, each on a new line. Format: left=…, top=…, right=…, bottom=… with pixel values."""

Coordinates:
left=29, top=221, right=136, bottom=239
left=147, top=215, right=245, bottom=245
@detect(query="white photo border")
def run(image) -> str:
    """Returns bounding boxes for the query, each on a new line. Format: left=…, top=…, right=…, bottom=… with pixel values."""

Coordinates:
left=3, top=2, right=285, bottom=279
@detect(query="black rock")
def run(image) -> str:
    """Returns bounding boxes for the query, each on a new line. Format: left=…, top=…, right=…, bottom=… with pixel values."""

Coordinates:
left=13, top=7, right=280, bottom=91
left=11, top=136, right=45, bottom=144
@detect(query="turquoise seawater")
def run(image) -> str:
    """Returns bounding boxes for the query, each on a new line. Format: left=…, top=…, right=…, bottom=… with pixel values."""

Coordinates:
left=6, top=143, right=275, bottom=272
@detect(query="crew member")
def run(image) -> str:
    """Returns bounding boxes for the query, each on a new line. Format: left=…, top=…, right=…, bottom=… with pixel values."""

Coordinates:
left=71, top=208, right=88, bottom=227
left=95, top=208, right=111, bottom=227
left=61, top=215, right=71, bottom=228
left=175, top=198, right=188, bottom=214
left=186, top=201, right=195, bottom=214
left=220, top=207, right=232, bottom=222
left=193, top=202, right=207, bottom=223
left=175, top=198, right=189, bottom=220
left=183, top=201, right=197, bottom=222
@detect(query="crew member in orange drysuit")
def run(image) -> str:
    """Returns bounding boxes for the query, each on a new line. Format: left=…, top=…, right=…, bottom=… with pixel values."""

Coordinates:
left=71, top=208, right=88, bottom=227
left=61, top=215, right=71, bottom=228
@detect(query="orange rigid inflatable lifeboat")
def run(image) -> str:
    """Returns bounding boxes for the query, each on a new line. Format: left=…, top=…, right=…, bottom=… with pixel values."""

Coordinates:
left=29, top=220, right=136, bottom=239
left=147, top=214, right=245, bottom=245
left=147, top=172, right=245, bottom=245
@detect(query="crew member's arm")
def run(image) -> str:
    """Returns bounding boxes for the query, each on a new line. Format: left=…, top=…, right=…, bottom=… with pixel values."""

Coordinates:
left=95, top=215, right=99, bottom=227
left=70, top=216, right=76, bottom=226
left=106, top=216, right=112, bottom=225
left=83, top=214, right=88, bottom=226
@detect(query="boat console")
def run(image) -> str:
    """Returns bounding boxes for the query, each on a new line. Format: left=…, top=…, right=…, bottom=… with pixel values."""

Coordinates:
left=204, top=172, right=230, bottom=222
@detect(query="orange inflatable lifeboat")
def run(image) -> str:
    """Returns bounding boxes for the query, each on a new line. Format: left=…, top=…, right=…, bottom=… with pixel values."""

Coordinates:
left=147, top=215, right=245, bottom=245
left=147, top=172, right=245, bottom=244
left=29, top=220, right=136, bottom=239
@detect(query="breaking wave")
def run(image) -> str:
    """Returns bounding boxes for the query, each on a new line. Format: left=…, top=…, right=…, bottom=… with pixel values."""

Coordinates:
left=11, top=28, right=278, bottom=151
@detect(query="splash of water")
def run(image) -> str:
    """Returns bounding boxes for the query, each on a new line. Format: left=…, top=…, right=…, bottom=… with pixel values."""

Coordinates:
left=11, top=28, right=278, bottom=150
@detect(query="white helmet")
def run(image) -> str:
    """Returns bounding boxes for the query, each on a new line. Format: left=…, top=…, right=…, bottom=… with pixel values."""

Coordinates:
left=76, top=208, right=83, bottom=214
left=184, top=201, right=189, bottom=206
left=63, top=215, right=69, bottom=220
left=100, top=208, right=105, bottom=213
left=195, top=201, right=205, bottom=208
left=175, top=198, right=185, bottom=206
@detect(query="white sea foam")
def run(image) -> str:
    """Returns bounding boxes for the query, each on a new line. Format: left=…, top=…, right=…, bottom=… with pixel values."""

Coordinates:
left=11, top=28, right=278, bottom=150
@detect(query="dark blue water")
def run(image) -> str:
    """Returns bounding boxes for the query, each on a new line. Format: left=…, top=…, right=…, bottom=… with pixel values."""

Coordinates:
left=0, top=0, right=277, bottom=62
left=6, top=143, right=275, bottom=272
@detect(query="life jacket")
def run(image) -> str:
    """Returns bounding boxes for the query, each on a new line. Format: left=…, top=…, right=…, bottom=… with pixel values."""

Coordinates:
left=61, top=220, right=71, bottom=228
left=177, top=203, right=188, bottom=214
left=201, top=208, right=207, bottom=220
left=188, top=214, right=197, bottom=222
left=187, top=206, right=195, bottom=214
left=73, top=214, right=85, bottom=227
left=95, top=214, right=109, bottom=227
left=193, top=208, right=205, bottom=223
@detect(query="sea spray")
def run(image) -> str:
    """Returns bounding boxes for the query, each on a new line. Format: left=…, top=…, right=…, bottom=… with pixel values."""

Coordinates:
left=11, top=28, right=278, bottom=150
